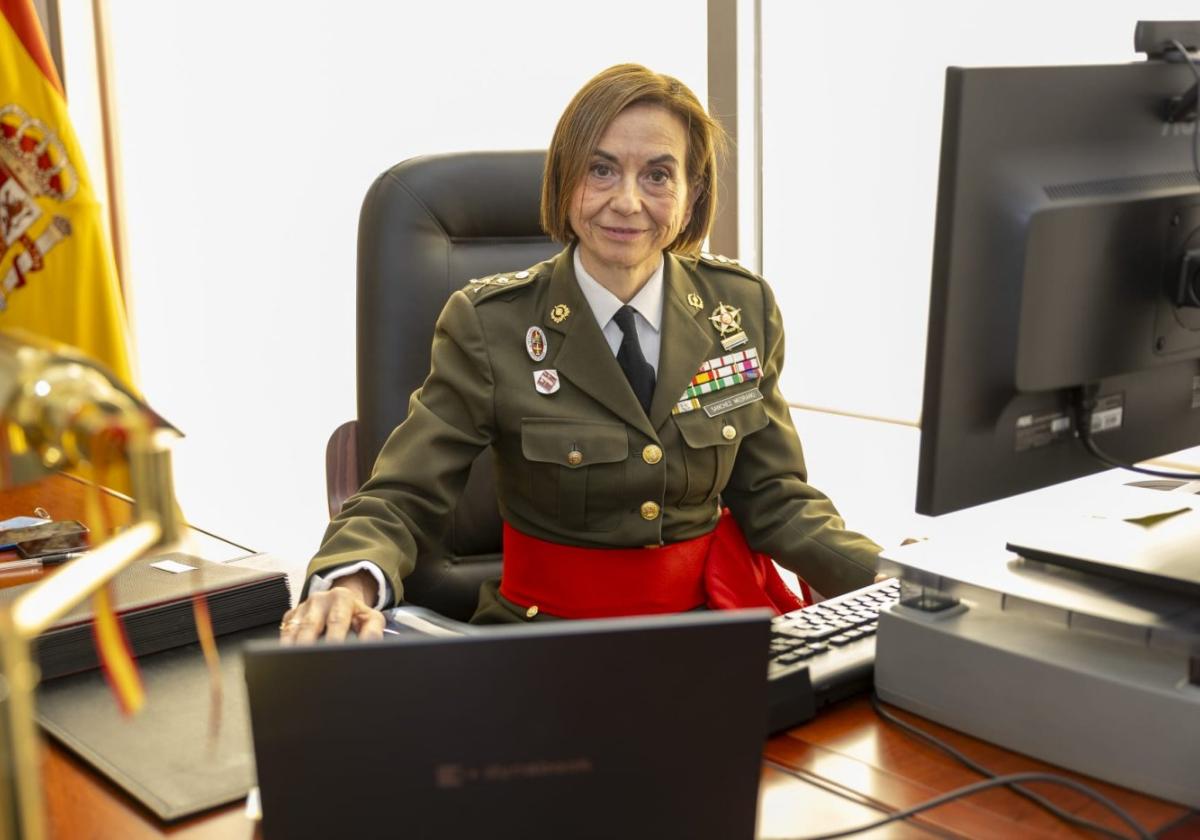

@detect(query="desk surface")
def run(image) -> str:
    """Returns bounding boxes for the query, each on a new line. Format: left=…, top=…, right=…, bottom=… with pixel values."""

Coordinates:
left=7, top=475, right=1199, bottom=839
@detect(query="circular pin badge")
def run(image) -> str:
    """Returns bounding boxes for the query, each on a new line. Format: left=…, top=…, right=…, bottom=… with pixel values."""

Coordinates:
left=526, top=326, right=548, bottom=362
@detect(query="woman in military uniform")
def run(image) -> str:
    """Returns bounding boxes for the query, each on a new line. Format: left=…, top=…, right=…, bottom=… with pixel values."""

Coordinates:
left=281, top=63, right=881, bottom=642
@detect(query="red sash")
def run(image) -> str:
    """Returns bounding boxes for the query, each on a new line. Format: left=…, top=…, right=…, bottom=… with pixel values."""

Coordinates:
left=499, top=510, right=809, bottom=619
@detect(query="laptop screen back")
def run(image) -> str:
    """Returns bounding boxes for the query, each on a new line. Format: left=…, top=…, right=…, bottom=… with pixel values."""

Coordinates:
left=244, top=610, right=770, bottom=840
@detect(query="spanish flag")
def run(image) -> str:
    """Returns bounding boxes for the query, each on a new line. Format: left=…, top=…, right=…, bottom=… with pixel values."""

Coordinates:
left=3, top=1, right=144, bottom=716
left=0, top=0, right=135, bottom=388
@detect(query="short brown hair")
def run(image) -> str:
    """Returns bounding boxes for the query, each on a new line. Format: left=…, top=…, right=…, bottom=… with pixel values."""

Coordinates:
left=541, top=64, right=726, bottom=255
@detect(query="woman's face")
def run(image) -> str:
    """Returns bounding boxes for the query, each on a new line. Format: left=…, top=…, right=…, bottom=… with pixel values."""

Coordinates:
left=568, top=103, right=694, bottom=286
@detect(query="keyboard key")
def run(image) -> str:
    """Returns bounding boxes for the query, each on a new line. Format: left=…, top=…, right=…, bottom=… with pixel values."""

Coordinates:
left=828, top=634, right=852, bottom=646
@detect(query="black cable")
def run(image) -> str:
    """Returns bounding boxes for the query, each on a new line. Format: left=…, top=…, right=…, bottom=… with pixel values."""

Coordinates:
left=1168, top=39, right=1200, bottom=184
left=868, top=694, right=1133, bottom=840
left=780, top=771, right=1154, bottom=840
left=1071, top=386, right=1200, bottom=480
left=1077, top=431, right=1200, bottom=480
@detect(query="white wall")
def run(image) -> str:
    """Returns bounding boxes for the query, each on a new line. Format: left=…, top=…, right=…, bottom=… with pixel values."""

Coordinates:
left=760, top=0, right=1200, bottom=424
left=100, top=1, right=707, bottom=565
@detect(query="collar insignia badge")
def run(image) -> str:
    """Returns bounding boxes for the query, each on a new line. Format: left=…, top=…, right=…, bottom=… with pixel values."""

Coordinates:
left=533, top=368, right=561, bottom=395
left=709, top=302, right=748, bottom=350
left=550, top=304, right=571, bottom=324
left=526, top=326, right=547, bottom=362
left=687, top=292, right=704, bottom=310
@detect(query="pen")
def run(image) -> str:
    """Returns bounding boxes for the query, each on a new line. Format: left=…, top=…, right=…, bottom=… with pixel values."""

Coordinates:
left=39, top=551, right=88, bottom=565
left=0, top=552, right=84, bottom=574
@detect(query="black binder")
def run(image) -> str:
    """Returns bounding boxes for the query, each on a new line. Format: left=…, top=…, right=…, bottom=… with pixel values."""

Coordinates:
left=14, top=554, right=292, bottom=820
left=0, top=553, right=290, bottom=679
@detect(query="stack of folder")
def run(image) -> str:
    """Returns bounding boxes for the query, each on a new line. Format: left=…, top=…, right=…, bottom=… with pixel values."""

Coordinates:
left=0, top=553, right=290, bottom=679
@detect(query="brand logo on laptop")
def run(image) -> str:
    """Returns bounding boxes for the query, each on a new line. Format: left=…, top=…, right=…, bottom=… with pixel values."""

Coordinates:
left=435, top=757, right=593, bottom=788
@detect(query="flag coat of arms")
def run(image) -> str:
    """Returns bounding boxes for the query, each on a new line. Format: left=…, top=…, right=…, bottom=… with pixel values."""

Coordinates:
left=0, top=0, right=134, bottom=388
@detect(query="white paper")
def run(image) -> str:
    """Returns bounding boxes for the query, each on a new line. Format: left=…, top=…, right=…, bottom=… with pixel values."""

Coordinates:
left=150, top=558, right=196, bottom=574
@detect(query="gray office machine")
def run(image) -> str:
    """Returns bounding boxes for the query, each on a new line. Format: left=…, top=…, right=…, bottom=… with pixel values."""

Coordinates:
left=873, top=539, right=1200, bottom=808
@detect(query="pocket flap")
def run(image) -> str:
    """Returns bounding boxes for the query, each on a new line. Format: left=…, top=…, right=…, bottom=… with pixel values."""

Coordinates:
left=521, top=419, right=629, bottom=468
left=675, top=399, right=769, bottom=449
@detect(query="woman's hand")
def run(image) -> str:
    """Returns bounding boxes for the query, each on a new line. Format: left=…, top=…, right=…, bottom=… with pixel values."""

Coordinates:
left=279, top=570, right=385, bottom=644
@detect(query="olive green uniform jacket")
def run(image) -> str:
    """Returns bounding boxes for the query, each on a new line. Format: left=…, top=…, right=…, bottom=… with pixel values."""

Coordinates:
left=306, top=246, right=881, bottom=620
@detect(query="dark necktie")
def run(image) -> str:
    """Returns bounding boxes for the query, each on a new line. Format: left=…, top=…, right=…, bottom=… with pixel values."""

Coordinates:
left=613, top=305, right=656, bottom=415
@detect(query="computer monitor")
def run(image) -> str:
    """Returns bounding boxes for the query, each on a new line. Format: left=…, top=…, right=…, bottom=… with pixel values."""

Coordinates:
left=917, top=43, right=1200, bottom=516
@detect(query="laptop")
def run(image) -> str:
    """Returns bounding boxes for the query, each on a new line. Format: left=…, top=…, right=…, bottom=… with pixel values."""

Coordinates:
left=243, top=610, right=770, bottom=840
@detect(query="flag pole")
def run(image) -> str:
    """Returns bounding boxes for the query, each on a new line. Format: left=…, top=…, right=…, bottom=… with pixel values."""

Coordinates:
left=89, top=0, right=135, bottom=343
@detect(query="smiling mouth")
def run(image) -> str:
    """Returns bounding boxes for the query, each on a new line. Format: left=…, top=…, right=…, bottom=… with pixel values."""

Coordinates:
left=599, top=225, right=645, bottom=239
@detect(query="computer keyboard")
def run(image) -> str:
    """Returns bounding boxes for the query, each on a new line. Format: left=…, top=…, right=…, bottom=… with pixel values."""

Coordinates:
left=766, top=577, right=901, bottom=733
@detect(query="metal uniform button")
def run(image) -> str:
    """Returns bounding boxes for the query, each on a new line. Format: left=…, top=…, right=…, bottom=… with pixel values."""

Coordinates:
left=722, top=424, right=737, bottom=440
left=526, top=605, right=539, bottom=618
left=567, top=449, right=583, bottom=466
left=640, top=501, right=661, bottom=521
left=514, top=270, right=530, bottom=279
left=642, top=444, right=663, bottom=465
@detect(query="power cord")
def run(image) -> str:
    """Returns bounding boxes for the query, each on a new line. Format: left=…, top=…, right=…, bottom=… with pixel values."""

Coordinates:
left=766, top=693, right=1157, bottom=839
left=777, top=770, right=1153, bottom=840
left=1071, top=386, right=1200, bottom=480
left=867, top=694, right=1138, bottom=840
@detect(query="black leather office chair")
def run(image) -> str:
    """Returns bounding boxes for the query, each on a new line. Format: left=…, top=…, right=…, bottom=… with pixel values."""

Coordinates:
left=325, top=151, right=559, bottom=621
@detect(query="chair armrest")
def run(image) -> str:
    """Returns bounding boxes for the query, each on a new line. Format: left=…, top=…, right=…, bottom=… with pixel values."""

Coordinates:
left=325, top=419, right=360, bottom=518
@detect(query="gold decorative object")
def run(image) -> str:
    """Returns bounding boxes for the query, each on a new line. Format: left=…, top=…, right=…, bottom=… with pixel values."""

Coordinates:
left=0, top=328, right=182, bottom=840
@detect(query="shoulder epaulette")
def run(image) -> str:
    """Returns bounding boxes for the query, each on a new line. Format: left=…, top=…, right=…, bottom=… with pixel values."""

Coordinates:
left=694, top=252, right=762, bottom=282
left=462, top=266, right=543, bottom=302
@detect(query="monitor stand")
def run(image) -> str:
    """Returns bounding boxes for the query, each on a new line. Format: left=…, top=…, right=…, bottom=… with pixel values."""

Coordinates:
left=872, top=538, right=1200, bottom=808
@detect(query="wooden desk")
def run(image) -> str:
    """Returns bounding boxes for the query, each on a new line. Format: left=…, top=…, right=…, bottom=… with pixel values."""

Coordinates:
left=7, top=476, right=1199, bottom=839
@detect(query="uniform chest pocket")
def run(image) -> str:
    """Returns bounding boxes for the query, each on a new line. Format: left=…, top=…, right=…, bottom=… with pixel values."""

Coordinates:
left=521, top=419, right=629, bottom=533
left=674, top=399, right=769, bottom=504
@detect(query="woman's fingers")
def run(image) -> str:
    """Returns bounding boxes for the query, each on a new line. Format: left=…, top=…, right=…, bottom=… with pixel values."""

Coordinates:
left=354, top=605, right=387, bottom=641
left=280, top=587, right=384, bottom=644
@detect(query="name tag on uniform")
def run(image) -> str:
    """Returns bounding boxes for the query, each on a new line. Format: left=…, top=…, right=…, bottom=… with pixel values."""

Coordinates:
left=703, top=387, right=763, bottom=417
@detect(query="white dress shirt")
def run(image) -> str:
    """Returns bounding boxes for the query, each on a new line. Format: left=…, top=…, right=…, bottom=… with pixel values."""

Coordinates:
left=572, top=248, right=663, bottom=374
